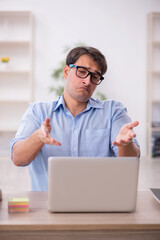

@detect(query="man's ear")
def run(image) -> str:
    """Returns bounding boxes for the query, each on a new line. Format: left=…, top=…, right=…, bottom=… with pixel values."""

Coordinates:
left=63, top=65, right=69, bottom=79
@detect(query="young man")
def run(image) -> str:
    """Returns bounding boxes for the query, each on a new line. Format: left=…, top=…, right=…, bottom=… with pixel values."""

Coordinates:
left=11, top=46, right=140, bottom=191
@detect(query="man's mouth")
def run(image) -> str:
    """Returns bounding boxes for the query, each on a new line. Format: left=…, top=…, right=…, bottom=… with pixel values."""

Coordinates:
left=78, top=86, right=89, bottom=92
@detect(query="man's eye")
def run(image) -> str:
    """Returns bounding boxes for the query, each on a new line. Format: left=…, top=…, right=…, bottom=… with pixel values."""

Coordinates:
left=92, top=74, right=100, bottom=80
left=78, top=69, right=87, bottom=75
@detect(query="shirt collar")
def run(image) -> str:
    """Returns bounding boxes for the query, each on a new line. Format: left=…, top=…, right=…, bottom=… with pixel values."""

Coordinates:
left=87, top=98, right=103, bottom=109
left=53, top=95, right=103, bottom=112
left=53, top=95, right=66, bottom=112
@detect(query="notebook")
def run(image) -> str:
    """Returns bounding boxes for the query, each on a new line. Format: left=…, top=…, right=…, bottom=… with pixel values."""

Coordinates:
left=48, top=157, right=139, bottom=212
left=150, top=188, right=160, bottom=203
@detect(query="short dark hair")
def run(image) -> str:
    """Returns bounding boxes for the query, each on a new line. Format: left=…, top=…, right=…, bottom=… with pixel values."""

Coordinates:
left=66, top=46, right=107, bottom=75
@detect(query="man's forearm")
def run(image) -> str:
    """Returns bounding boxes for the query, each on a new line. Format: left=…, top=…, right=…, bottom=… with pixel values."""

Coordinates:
left=12, top=129, right=44, bottom=166
left=118, top=142, right=140, bottom=157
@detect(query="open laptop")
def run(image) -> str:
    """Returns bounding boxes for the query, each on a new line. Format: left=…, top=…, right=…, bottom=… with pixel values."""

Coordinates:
left=48, top=157, right=139, bottom=212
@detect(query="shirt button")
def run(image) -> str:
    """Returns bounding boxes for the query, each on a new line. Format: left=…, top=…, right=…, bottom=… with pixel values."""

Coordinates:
left=73, top=130, right=76, bottom=134
left=73, top=147, right=76, bottom=151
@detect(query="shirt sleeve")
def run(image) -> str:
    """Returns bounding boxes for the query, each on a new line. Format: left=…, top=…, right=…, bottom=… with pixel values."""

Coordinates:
left=110, top=101, right=140, bottom=157
left=10, top=103, right=42, bottom=161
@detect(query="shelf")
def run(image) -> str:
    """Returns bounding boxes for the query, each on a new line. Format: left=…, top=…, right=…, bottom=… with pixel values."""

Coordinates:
left=0, top=44, right=31, bottom=71
left=0, top=11, right=31, bottom=16
left=147, top=12, right=160, bottom=159
left=0, top=70, right=30, bottom=74
left=152, top=127, right=160, bottom=132
left=152, top=100, right=160, bottom=103
left=0, top=99, right=30, bottom=103
left=0, top=126, right=18, bottom=132
left=0, top=151, right=11, bottom=157
left=152, top=71, right=160, bottom=76
left=151, top=157, right=160, bottom=160
left=0, top=11, right=33, bottom=156
left=0, top=41, right=30, bottom=46
left=153, top=41, right=160, bottom=46
left=0, top=155, right=11, bottom=161
left=0, top=11, right=32, bottom=43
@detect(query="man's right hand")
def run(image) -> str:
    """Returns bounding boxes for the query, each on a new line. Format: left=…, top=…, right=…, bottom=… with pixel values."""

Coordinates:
left=38, top=118, right=61, bottom=146
left=13, top=117, right=61, bottom=166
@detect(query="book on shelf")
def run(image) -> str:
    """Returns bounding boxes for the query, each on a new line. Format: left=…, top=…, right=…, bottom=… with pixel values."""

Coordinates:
left=152, top=135, right=160, bottom=158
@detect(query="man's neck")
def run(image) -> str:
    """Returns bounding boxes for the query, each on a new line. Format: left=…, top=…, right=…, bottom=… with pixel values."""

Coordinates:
left=63, top=93, right=88, bottom=117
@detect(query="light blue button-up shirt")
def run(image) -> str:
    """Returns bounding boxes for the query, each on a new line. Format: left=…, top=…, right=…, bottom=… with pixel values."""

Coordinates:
left=10, top=96, right=139, bottom=191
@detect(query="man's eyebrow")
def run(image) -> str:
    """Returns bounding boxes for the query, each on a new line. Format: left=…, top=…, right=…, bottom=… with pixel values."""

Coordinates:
left=95, top=70, right=102, bottom=75
left=80, top=66, right=102, bottom=75
left=90, top=69, right=102, bottom=76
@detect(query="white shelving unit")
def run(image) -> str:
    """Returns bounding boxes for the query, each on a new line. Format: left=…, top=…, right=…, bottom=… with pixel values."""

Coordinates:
left=0, top=11, right=34, bottom=156
left=147, top=12, right=160, bottom=159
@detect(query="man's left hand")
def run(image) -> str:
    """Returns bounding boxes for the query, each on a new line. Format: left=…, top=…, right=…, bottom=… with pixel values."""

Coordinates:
left=113, top=121, right=139, bottom=147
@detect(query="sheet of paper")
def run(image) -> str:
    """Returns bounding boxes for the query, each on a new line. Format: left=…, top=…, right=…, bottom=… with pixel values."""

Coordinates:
left=150, top=188, right=160, bottom=203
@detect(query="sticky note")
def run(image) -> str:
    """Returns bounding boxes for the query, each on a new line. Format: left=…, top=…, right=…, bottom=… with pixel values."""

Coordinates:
left=8, top=198, right=29, bottom=213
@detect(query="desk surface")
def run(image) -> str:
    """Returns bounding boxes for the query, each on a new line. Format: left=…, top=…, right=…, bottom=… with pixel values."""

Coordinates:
left=0, top=191, right=160, bottom=232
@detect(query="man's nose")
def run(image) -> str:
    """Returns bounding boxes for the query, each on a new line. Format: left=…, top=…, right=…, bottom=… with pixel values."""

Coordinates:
left=82, top=74, right=91, bottom=85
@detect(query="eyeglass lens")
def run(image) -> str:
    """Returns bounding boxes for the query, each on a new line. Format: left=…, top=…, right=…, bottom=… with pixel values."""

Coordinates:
left=76, top=67, right=101, bottom=84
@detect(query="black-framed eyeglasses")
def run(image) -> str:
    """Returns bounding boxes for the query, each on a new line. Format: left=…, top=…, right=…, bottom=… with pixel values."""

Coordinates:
left=68, top=64, right=104, bottom=85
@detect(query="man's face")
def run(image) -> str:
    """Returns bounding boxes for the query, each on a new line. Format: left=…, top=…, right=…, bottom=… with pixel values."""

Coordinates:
left=63, top=54, right=101, bottom=103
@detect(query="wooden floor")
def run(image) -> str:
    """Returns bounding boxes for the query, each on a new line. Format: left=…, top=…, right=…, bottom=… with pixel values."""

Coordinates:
left=0, top=156, right=160, bottom=193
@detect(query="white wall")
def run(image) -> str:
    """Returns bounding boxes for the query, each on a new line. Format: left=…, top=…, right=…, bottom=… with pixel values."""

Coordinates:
left=1, top=0, right=160, bottom=156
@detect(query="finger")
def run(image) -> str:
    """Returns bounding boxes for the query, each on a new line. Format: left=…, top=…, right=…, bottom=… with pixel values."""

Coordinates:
left=113, top=141, right=128, bottom=147
left=43, top=125, right=49, bottom=138
left=112, top=139, right=125, bottom=146
left=45, top=134, right=61, bottom=146
left=45, top=117, right=51, bottom=126
left=112, top=138, right=132, bottom=146
left=127, top=121, right=139, bottom=129
left=43, top=118, right=51, bottom=136
left=52, top=139, right=61, bottom=146
left=112, top=141, right=122, bottom=147
left=41, top=122, right=50, bottom=137
left=47, top=136, right=61, bottom=146
left=129, top=132, right=136, bottom=138
left=112, top=141, right=118, bottom=146
left=123, top=132, right=135, bottom=142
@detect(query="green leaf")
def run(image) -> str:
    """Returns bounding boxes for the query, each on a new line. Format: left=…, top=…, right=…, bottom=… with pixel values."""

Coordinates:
left=95, top=91, right=107, bottom=101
